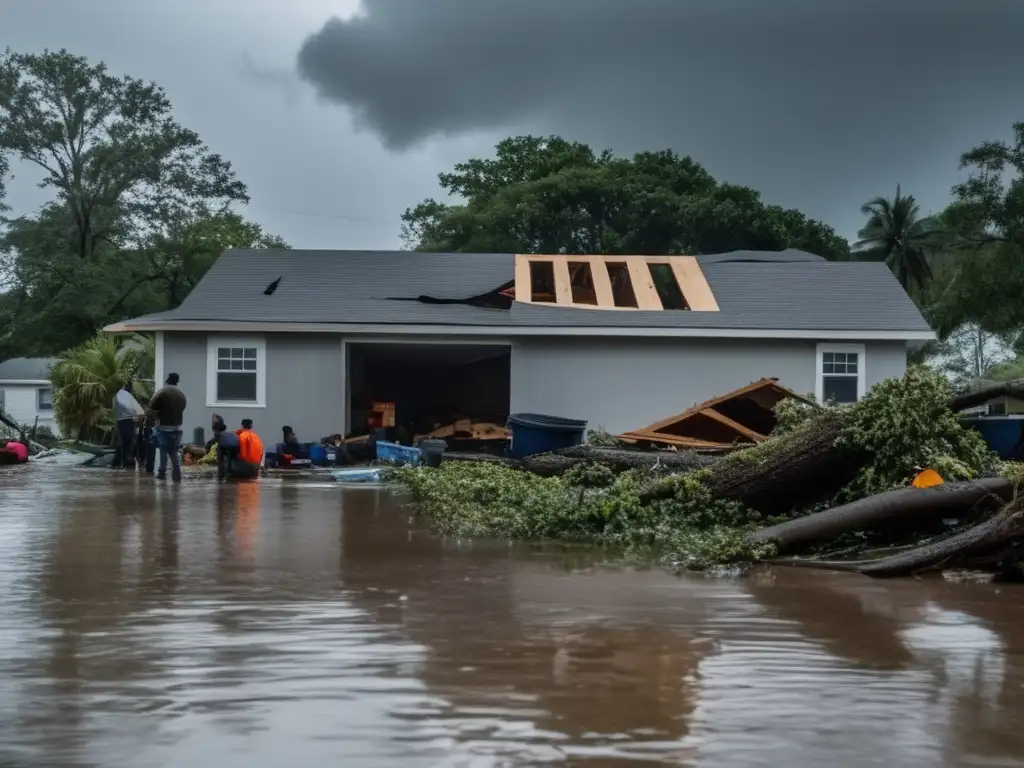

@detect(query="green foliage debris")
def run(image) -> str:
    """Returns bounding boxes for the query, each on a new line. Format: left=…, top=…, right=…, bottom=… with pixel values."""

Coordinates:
left=395, top=367, right=1003, bottom=572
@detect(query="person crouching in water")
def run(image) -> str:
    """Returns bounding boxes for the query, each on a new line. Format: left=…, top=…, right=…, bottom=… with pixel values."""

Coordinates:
left=212, top=416, right=262, bottom=480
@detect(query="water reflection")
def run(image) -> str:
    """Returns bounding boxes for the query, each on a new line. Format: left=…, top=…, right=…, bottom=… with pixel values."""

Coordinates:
left=1, top=466, right=1024, bottom=766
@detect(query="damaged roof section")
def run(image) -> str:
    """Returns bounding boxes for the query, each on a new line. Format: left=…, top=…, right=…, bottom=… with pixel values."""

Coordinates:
left=105, top=248, right=935, bottom=335
left=617, top=378, right=819, bottom=450
left=513, top=255, right=719, bottom=311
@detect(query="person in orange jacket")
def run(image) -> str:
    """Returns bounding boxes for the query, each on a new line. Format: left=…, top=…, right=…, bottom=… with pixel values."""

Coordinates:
left=234, top=419, right=264, bottom=475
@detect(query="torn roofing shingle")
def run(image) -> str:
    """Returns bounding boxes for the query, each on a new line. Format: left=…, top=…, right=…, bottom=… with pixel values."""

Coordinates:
left=119, top=248, right=933, bottom=333
left=0, top=357, right=58, bottom=381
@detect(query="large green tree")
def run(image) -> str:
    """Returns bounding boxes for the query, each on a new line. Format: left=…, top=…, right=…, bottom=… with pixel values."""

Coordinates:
left=401, top=136, right=850, bottom=259
left=0, top=48, right=247, bottom=259
left=0, top=49, right=286, bottom=358
left=854, top=185, right=940, bottom=297
left=927, top=121, right=1024, bottom=340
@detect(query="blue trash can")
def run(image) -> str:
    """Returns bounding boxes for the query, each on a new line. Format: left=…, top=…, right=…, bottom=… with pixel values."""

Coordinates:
left=506, top=413, right=588, bottom=459
left=961, top=416, right=1024, bottom=460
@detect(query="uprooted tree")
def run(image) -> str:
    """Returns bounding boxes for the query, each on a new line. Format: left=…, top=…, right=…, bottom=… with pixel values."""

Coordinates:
left=396, top=367, right=1022, bottom=576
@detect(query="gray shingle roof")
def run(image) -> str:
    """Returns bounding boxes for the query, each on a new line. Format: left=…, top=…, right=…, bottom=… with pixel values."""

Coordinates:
left=118, top=248, right=932, bottom=334
left=0, top=357, right=57, bottom=381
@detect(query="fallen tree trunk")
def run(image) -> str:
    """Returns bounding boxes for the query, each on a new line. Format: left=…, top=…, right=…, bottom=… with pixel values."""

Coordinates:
left=856, top=503, right=1024, bottom=578
left=643, top=410, right=861, bottom=514
left=769, top=498, right=1024, bottom=578
left=521, top=446, right=715, bottom=477
left=748, top=477, right=1014, bottom=553
left=949, top=377, right=1024, bottom=412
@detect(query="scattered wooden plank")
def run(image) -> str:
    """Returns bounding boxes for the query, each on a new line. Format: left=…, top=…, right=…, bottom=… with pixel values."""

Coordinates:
left=639, top=379, right=775, bottom=435
left=701, top=407, right=769, bottom=442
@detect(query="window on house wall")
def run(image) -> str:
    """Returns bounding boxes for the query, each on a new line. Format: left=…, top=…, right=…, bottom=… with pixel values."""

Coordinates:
left=206, top=337, right=267, bottom=407
left=0, top=389, right=5, bottom=413
left=37, top=387, right=53, bottom=411
left=816, top=344, right=865, bottom=404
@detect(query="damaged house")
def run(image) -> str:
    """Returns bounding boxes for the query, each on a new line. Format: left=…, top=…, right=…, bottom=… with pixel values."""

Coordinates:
left=105, top=249, right=934, bottom=443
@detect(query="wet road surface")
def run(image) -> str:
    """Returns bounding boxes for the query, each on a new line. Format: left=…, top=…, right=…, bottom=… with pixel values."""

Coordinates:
left=2, top=464, right=1024, bottom=767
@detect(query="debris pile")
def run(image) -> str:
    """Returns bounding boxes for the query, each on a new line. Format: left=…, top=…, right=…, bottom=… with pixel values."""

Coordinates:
left=397, top=367, right=1024, bottom=577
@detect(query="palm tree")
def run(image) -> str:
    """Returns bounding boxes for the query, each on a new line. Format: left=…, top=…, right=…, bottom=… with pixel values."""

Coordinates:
left=50, top=333, right=155, bottom=442
left=855, top=186, right=941, bottom=297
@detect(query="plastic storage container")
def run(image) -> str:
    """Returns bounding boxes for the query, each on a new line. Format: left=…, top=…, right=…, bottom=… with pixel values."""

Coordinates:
left=375, top=440, right=422, bottom=466
left=193, top=427, right=205, bottom=447
left=417, top=438, right=447, bottom=468
left=961, top=416, right=1024, bottom=460
left=506, top=413, right=588, bottom=459
left=309, top=444, right=328, bottom=466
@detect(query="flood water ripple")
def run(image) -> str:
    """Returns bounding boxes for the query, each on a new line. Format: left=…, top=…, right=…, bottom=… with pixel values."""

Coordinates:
left=2, top=464, right=1023, bottom=767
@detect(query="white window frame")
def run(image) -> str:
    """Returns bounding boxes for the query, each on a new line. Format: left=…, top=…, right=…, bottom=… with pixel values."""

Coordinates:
left=815, top=343, right=866, bottom=404
left=206, top=336, right=267, bottom=408
left=37, top=387, right=54, bottom=412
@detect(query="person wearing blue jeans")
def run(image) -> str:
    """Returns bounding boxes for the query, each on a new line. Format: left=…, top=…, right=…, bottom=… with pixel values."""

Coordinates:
left=154, top=426, right=183, bottom=481
left=147, top=372, right=187, bottom=482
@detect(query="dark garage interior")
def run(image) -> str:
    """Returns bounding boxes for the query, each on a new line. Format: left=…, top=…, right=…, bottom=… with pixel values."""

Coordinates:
left=345, top=343, right=511, bottom=443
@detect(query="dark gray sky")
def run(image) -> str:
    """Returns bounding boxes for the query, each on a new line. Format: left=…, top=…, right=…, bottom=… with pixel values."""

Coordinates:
left=4, top=0, right=1024, bottom=250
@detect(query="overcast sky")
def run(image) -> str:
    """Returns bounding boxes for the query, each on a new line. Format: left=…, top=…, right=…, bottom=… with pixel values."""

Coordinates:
left=3, top=0, right=1023, bottom=250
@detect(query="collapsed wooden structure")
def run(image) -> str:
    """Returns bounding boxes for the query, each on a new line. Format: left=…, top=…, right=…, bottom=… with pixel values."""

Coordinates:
left=616, top=378, right=818, bottom=451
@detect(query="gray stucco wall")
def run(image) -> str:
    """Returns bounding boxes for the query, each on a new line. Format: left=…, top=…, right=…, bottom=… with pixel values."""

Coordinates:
left=163, top=332, right=345, bottom=444
left=509, top=338, right=907, bottom=435
left=162, top=331, right=908, bottom=443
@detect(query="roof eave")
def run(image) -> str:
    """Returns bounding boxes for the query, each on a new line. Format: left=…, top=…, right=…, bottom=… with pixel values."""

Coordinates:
left=103, top=319, right=936, bottom=342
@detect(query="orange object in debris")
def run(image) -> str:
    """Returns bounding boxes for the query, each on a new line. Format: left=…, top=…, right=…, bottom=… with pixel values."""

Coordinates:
left=912, top=468, right=944, bottom=488
left=237, top=429, right=264, bottom=465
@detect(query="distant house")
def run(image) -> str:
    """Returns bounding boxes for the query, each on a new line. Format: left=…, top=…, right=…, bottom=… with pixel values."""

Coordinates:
left=105, top=249, right=935, bottom=441
left=0, top=357, right=59, bottom=436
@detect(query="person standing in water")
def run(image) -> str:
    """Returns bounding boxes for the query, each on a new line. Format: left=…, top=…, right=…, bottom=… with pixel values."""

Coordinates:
left=147, top=372, right=186, bottom=482
left=112, top=380, right=144, bottom=469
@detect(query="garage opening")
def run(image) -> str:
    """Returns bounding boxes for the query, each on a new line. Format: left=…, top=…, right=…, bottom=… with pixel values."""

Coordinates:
left=346, top=343, right=511, bottom=450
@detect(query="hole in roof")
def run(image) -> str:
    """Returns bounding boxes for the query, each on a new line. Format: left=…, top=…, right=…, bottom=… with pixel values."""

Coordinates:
left=649, top=263, right=689, bottom=310
left=264, top=277, right=282, bottom=295
left=568, top=261, right=598, bottom=305
left=384, top=282, right=513, bottom=310
left=606, top=263, right=638, bottom=308
left=529, top=261, right=556, bottom=303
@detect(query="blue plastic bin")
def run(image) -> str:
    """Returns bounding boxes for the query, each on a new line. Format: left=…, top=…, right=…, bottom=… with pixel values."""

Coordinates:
left=961, top=416, right=1024, bottom=460
left=375, top=440, right=422, bottom=466
left=309, top=444, right=328, bottom=466
left=506, top=413, right=588, bottom=459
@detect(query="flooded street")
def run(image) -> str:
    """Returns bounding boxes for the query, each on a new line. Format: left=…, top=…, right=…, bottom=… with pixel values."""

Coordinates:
left=2, top=466, right=1024, bottom=767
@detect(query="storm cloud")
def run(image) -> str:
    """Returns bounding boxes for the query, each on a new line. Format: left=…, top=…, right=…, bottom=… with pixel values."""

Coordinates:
left=298, top=0, right=1024, bottom=236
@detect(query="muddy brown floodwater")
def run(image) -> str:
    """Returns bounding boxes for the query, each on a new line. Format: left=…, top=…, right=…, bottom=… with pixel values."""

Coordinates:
left=2, top=467, right=1024, bottom=768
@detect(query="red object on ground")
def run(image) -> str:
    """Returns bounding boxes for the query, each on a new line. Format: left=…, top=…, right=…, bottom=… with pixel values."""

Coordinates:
left=4, top=441, right=28, bottom=463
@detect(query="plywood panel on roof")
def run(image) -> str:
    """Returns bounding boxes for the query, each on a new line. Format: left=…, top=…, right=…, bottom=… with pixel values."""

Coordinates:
left=587, top=257, right=616, bottom=308
left=553, top=258, right=573, bottom=306
left=512, top=253, right=719, bottom=312
left=514, top=255, right=532, bottom=303
left=671, top=256, right=719, bottom=311
left=626, top=259, right=663, bottom=310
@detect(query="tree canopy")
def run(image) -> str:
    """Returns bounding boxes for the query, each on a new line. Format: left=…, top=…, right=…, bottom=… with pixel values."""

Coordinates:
left=925, top=122, right=1024, bottom=342
left=0, top=48, right=287, bottom=358
left=853, top=185, right=940, bottom=299
left=402, top=136, right=851, bottom=259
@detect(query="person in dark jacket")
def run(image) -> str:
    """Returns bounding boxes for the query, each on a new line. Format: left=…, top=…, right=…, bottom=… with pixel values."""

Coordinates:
left=147, top=372, right=187, bottom=482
